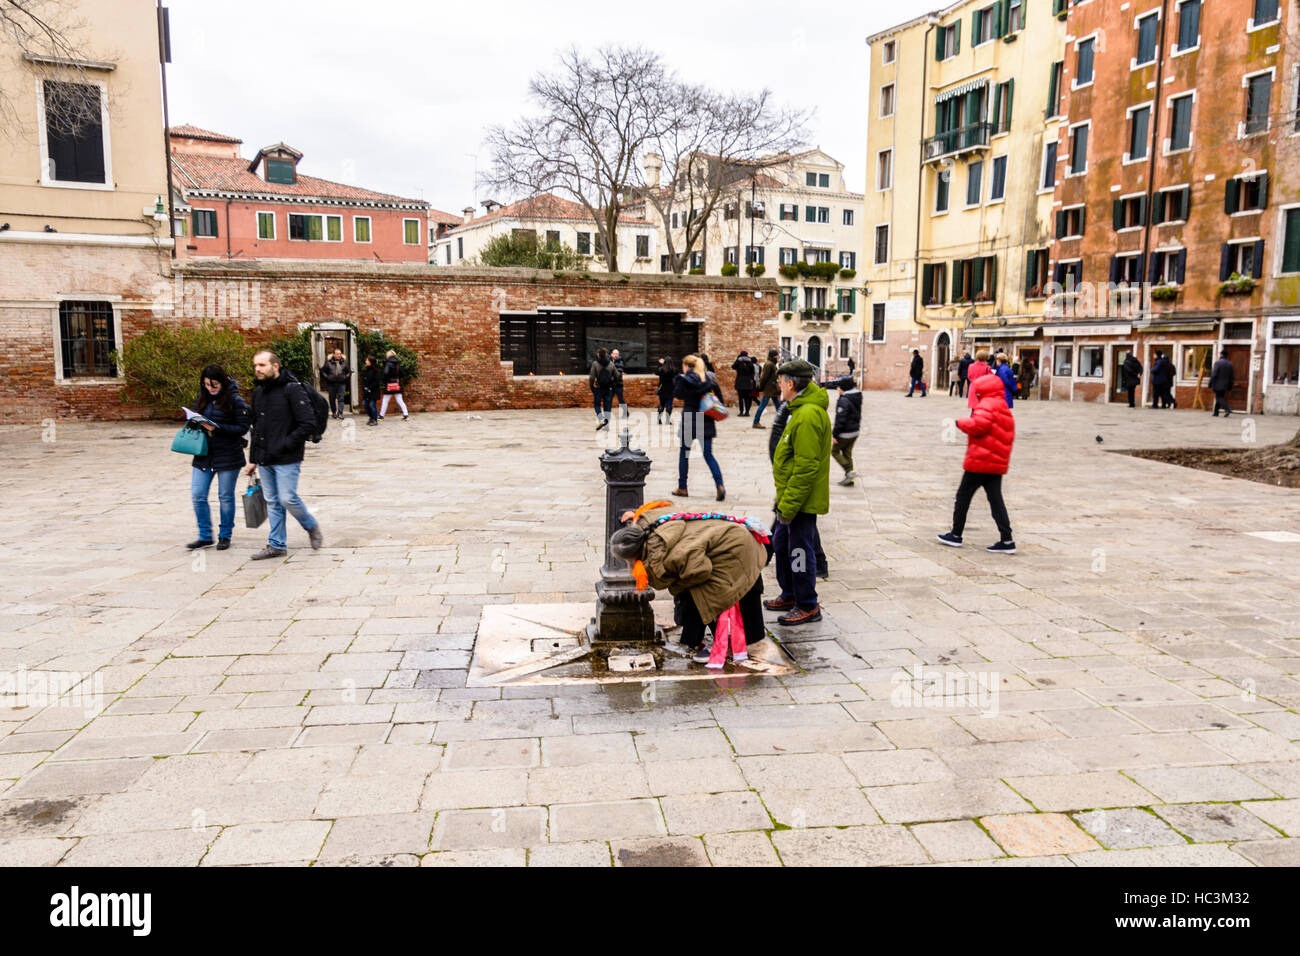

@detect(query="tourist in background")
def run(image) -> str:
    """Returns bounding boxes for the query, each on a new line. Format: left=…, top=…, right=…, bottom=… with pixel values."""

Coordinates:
left=379, top=349, right=409, bottom=421
left=655, top=357, right=675, bottom=425
left=321, top=348, right=351, bottom=420
left=672, top=354, right=726, bottom=500
left=732, top=350, right=757, bottom=417
left=1210, top=350, right=1235, bottom=417
left=360, top=355, right=382, bottom=425
left=752, top=348, right=781, bottom=428
left=831, top=377, right=862, bottom=487
left=589, top=348, right=617, bottom=431
left=995, top=352, right=1016, bottom=409
left=957, top=351, right=973, bottom=398
left=966, top=350, right=991, bottom=410
left=769, top=398, right=829, bottom=580
left=1122, top=352, right=1143, bottom=409
left=1151, top=351, right=1175, bottom=409
left=187, top=364, right=250, bottom=551
left=937, top=374, right=1017, bottom=555
left=906, top=349, right=927, bottom=397
left=610, top=348, right=629, bottom=418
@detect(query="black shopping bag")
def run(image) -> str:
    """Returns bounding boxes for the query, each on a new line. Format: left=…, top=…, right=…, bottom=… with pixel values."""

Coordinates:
left=242, top=477, right=267, bottom=528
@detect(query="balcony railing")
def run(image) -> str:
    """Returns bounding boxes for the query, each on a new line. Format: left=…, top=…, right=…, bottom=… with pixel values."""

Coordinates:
left=923, top=122, right=994, bottom=162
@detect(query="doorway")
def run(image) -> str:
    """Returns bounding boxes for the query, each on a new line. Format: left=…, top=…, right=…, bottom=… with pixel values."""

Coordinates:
left=935, top=332, right=951, bottom=391
left=807, top=335, right=822, bottom=370
left=309, top=324, right=356, bottom=410
left=1110, top=343, right=1135, bottom=403
left=1223, top=345, right=1251, bottom=411
left=1017, top=347, right=1040, bottom=399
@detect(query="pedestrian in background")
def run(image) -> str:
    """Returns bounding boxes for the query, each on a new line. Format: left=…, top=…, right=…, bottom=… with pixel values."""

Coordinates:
left=947, top=356, right=961, bottom=397
left=937, top=374, right=1016, bottom=555
left=187, top=364, right=250, bottom=551
left=831, top=377, right=862, bottom=487
left=360, top=355, right=382, bottom=425
left=589, top=347, right=617, bottom=430
left=242, top=350, right=323, bottom=559
left=610, top=348, right=629, bottom=418
left=995, top=352, right=1016, bottom=409
left=379, top=349, right=409, bottom=421
left=957, top=351, right=973, bottom=398
left=1151, top=351, right=1175, bottom=409
left=655, top=356, right=675, bottom=425
left=673, top=354, right=726, bottom=500
left=321, top=347, right=351, bottom=420
left=1210, top=350, right=1235, bottom=417
left=1122, top=352, right=1143, bottom=409
left=752, top=348, right=781, bottom=428
left=732, top=350, right=757, bottom=417
left=906, top=349, right=927, bottom=397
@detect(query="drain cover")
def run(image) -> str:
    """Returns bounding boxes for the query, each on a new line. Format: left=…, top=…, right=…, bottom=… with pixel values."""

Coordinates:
left=608, top=653, right=656, bottom=672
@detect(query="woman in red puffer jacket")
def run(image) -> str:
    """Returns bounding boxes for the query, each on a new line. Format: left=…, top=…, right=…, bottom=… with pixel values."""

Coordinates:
left=937, top=374, right=1016, bottom=553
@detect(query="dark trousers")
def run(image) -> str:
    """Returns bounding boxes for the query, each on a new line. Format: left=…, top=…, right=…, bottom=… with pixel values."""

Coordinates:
left=328, top=383, right=347, bottom=415
left=1127, top=385, right=1138, bottom=408
left=774, top=512, right=819, bottom=611
left=364, top=397, right=379, bottom=422
left=675, top=575, right=764, bottom=648
left=614, top=385, right=628, bottom=415
left=1154, top=384, right=1174, bottom=408
left=907, top=376, right=927, bottom=396
left=831, top=436, right=857, bottom=475
left=1212, top=390, right=1232, bottom=415
left=738, top=391, right=753, bottom=416
left=657, top=395, right=672, bottom=418
left=592, top=387, right=613, bottom=420
left=678, top=437, right=723, bottom=489
left=952, top=471, right=1013, bottom=542
left=813, top=526, right=827, bottom=576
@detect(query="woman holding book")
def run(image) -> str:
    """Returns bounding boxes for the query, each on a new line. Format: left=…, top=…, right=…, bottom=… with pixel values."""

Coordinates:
left=187, top=364, right=250, bottom=551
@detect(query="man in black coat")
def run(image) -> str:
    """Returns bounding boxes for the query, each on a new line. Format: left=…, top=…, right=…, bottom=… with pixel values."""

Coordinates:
left=1209, top=350, right=1235, bottom=417
left=1150, top=351, right=1175, bottom=409
left=731, top=351, right=757, bottom=417
left=610, top=349, right=629, bottom=418
left=241, top=350, right=323, bottom=559
left=957, top=351, right=973, bottom=398
left=1122, top=353, right=1143, bottom=408
left=906, top=350, right=927, bottom=396
left=321, top=348, right=351, bottom=420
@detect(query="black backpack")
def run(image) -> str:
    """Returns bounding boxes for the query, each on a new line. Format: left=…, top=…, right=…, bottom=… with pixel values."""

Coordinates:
left=596, top=362, right=615, bottom=388
left=291, top=380, right=330, bottom=442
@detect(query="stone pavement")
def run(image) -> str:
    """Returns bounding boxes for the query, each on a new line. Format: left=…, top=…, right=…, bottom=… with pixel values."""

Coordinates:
left=1, top=392, right=1298, bottom=866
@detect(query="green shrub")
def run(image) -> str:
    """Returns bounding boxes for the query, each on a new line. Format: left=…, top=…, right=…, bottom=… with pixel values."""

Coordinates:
left=839, top=268, right=856, bottom=279
left=720, top=262, right=739, bottom=277
left=809, top=261, right=840, bottom=281
left=266, top=329, right=314, bottom=381
left=688, top=267, right=704, bottom=275
left=114, top=320, right=255, bottom=416
left=746, top=263, right=766, bottom=277
left=777, top=264, right=800, bottom=280
left=474, top=232, right=588, bottom=271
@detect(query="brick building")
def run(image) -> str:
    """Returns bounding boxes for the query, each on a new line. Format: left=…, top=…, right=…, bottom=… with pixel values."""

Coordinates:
left=1042, top=0, right=1299, bottom=411
left=169, top=125, right=430, bottom=263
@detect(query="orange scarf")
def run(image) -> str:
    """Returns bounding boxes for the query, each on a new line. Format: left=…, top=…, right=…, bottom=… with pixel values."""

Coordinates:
left=630, top=500, right=673, bottom=591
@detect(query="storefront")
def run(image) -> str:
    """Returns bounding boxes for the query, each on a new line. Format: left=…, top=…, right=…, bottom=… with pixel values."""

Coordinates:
left=1262, top=316, right=1300, bottom=415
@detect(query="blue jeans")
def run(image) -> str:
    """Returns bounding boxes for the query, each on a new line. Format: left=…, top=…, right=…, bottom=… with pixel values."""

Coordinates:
left=191, top=467, right=239, bottom=541
left=259, top=462, right=318, bottom=551
left=592, top=387, right=613, bottom=421
left=752, top=395, right=781, bottom=424
left=774, top=512, right=819, bottom=610
left=678, top=437, right=723, bottom=489
left=907, top=377, right=927, bottom=396
left=364, top=397, right=379, bottom=422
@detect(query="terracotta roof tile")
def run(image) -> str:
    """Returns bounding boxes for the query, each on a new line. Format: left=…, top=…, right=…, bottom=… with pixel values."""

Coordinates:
left=445, top=193, right=651, bottom=233
left=169, top=124, right=243, bottom=144
left=171, top=153, right=426, bottom=208
left=427, top=207, right=463, bottom=225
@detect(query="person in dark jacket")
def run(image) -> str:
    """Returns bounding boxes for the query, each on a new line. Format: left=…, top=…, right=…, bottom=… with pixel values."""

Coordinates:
left=610, top=349, right=629, bottom=418
left=957, top=352, right=973, bottom=398
left=732, top=351, right=757, bottom=417
left=937, top=374, right=1016, bottom=554
left=187, top=364, right=250, bottom=551
left=1150, top=351, right=1175, bottom=409
left=1210, top=350, right=1235, bottom=417
left=360, top=355, right=383, bottom=425
left=379, top=350, right=408, bottom=420
left=1122, top=353, right=1143, bottom=408
left=241, top=350, right=322, bottom=559
left=752, top=348, right=781, bottom=427
left=995, top=352, right=1016, bottom=409
left=654, top=357, right=675, bottom=424
left=673, top=355, right=726, bottom=500
left=769, top=400, right=829, bottom=580
left=321, top=348, right=351, bottom=420
left=589, top=348, right=618, bottom=430
left=906, top=350, right=927, bottom=396
left=831, top=377, right=862, bottom=486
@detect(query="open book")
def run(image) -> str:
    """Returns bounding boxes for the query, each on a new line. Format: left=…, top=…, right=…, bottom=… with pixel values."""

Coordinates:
left=182, top=407, right=214, bottom=426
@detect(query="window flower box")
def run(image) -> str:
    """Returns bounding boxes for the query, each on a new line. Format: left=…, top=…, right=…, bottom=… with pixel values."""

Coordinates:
left=1218, top=273, right=1256, bottom=297
left=1150, top=284, right=1180, bottom=302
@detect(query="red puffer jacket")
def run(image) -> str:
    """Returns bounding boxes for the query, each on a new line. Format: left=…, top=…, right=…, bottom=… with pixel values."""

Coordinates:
left=957, top=374, right=1015, bottom=474
left=965, top=360, right=990, bottom=409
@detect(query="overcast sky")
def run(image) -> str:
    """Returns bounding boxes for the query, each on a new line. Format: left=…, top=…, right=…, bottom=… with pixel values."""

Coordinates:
left=165, top=0, right=937, bottom=214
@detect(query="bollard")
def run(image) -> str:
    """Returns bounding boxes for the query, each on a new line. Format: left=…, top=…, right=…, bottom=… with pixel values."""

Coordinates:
left=589, top=426, right=659, bottom=643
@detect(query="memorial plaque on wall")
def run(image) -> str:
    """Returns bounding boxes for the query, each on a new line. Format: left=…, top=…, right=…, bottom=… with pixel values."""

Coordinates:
left=586, top=327, right=648, bottom=368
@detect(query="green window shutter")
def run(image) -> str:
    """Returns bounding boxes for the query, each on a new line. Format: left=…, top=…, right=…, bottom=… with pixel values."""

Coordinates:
left=922, top=263, right=933, bottom=302
left=1252, top=240, right=1265, bottom=279
left=1152, top=192, right=1166, bottom=224
left=1137, top=195, right=1147, bottom=226
left=972, top=258, right=985, bottom=297
left=996, top=0, right=1007, bottom=37
left=1225, top=179, right=1240, bottom=214
left=1258, top=172, right=1269, bottom=208
left=1025, top=250, right=1034, bottom=296
left=954, top=20, right=961, bottom=54
left=1056, top=210, right=1066, bottom=238
left=1021, top=0, right=1027, bottom=28
left=988, top=255, right=998, bottom=296
left=1113, top=199, right=1124, bottom=230
left=848, top=290, right=856, bottom=313
left=992, top=86, right=1002, bottom=133
left=1283, top=209, right=1300, bottom=273
left=952, top=260, right=962, bottom=300
left=1005, top=79, right=1014, bottom=129
left=1079, top=206, right=1087, bottom=235
left=936, top=26, right=944, bottom=60
left=1181, top=187, right=1192, bottom=220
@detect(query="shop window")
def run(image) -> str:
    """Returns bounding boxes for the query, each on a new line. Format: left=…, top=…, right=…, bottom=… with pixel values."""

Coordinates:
left=1078, top=346, right=1104, bottom=378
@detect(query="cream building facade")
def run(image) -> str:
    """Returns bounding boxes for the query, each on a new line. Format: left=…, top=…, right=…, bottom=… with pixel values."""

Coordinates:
left=863, top=0, right=1067, bottom=391
left=0, top=0, right=172, bottom=421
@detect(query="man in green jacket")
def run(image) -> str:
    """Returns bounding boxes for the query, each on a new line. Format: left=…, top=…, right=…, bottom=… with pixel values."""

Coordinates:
left=764, top=359, right=831, bottom=625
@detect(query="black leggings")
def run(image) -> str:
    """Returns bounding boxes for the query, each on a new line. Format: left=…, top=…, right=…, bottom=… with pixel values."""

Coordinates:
left=952, top=471, right=1013, bottom=542
left=675, top=576, right=765, bottom=648
left=658, top=395, right=672, bottom=416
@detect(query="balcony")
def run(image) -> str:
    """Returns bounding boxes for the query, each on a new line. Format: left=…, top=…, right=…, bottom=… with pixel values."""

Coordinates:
left=923, top=122, right=993, bottom=163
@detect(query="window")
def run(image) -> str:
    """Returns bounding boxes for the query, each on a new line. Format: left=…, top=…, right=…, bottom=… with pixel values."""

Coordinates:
left=936, top=22, right=960, bottom=60
left=1041, top=141, right=1058, bottom=189
left=1176, top=0, right=1200, bottom=51
left=805, top=248, right=832, bottom=264
left=1113, top=194, right=1147, bottom=230
left=836, top=288, right=857, bottom=314
left=723, top=203, right=739, bottom=221
left=990, top=156, right=1007, bottom=202
left=780, top=247, right=797, bottom=266
left=883, top=40, right=896, bottom=64
left=1169, top=94, right=1194, bottom=150
left=839, top=338, right=852, bottom=360
left=1054, top=258, right=1083, bottom=288
left=1281, top=207, right=1300, bottom=274
left=973, top=5, right=996, bottom=45
left=192, top=209, right=218, bottom=238
left=805, top=172, right=817, bottom=187
left=745, top=245, right=764, bottom=265
left=951, top=256, right=997, bottom=302
left=1057, top=205, right=1086, bottom=239
left=1053, top=344, right=1073, bottom=376
left=1273, top=345, right=1299, bottom=385
left=780, top=287, right=796, bottom=311
left=1221, top=240, right=1265, bottom=279
left=636, top=234, right=650, bottom=258
left=871, top=303, right=886, bottom=342
left=967, top=160, right=984, bottom=205
left=445, top=245, right=452, bottom=265
left=499, top=312, right=698, bottom=377
left=874, top=224, right=890, bottom=264
left=354, top=216, right=371, bottom=242
left=576, top=232, right=591, bottom=255
left=457, top=237, right=463, bottom=260
left=689, top=250, right=703, bottom=269
left=779, top=204, right=798, bottom=221
left=842, top=209, right=854, bottom=226
left=992, top=80, right=1014, bottom=134
left=1152, top=186, right=1191, bottom=223
left=660, top=255, right=670, bottom=272
left=1253, top=0, right=1280, bottom=25
left=805, top=172, right=830, bottom=188
left=1047, top=61, right=1064, bottom=118
left=1182, top=344, right=1212, bottom=380
left=881, top=84, right=896, bottom=118
left=1068, top=122, right=1089, bottom=175
left=724, top=246, right=739, bottom=266
left=839, top=251, right=856, bottom=270
left=815, top=207, right=830, bottom=223
left=1136, top=13, right=1159, bottom=66
left=1008, top=0, right=1024, bottom=32
left=42, top=81, right=106, bottom=185
left=877, top=150, right=893, bottom=190
left=1076, top=37, right=1096, bottom=86
left=256, top=211, right=277, bottom=239
left=540, top=230, right=558, bottom=252
left=58, top=301, right=115, bottom=378
left=780, top=336, right=793, bottom=354
left=1148, top=248, right=1186, bottom=284
left=1128, top=105, right=1151, bottom=161
left=1226, top=172, right=1269, bottom=213
left=288, top=213, right=322, bottom=240
left=1025, top=248, right=1050, bottom=297
left=805, top=286, right=828, bottom=310
left=671, top=213, right=679, bottom=229
left=921, top=262, right=948, bottom=305
left=746, top=201, right=765, bottom=219
left=1111, top=253, right=1144, bottom=283
left=936, top=171, right=950, bottom=213
left=1245, top=72, right=1272, bottom=136
left=266, top=159, right=296, bottom=185
left=403, top=219, right=420, bottom=244
left=326, top=215, right=342, bottom=242
left=1078, top=346, right=1104, bottom=378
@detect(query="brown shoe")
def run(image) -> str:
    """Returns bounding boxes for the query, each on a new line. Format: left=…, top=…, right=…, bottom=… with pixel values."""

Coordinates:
left=671, top=488, right=688, bottom=496
left=763, top=597, right=795, bottom=611
left=777, top=606, right=822, bottom=626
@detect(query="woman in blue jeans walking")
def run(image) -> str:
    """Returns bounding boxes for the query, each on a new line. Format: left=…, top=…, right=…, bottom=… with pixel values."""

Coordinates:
left=672, top=355, right=726, bottom=501
left=187, top=365, right=250, bottom=551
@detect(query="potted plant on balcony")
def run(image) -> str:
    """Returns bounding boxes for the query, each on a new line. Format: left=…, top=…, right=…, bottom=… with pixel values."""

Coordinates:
left=1150, top=284, right=1180, bottom=302
left=720, top=262, right=739, bottom=277
left=811, top=261, right=840, bottom=281
left=778, top=264, right=800, bottom=280
left=781, top=312, right=793, bottom=321
left=1218, top=272, right=1256, bottom=297
left=839, top=268, right=856, bottom=280
left=746, top=262, right=766, bottom=277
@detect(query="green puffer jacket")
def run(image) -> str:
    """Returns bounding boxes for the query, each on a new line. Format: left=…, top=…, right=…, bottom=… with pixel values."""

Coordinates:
left=772, top=382, right=831, bottom=518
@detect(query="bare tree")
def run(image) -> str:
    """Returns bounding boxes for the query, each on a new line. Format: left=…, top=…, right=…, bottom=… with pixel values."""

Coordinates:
left=1, top=0, right=97, bottom=142
left=484, top=46, right=809, bottom=274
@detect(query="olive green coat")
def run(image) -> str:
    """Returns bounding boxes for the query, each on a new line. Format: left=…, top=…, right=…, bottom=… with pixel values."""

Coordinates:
left=636, top=507, right=767, bottom=623
left=772, top=382, right=831, bottom=518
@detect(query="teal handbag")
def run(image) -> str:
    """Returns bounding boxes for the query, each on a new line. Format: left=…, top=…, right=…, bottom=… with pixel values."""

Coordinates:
left=171, top=424, right=209, bottom=456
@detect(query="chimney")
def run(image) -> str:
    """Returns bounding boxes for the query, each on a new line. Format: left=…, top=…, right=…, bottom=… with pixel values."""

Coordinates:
left=644, top=152, right=662, bottom=189
left=462, top=206, right=474, bottom=224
